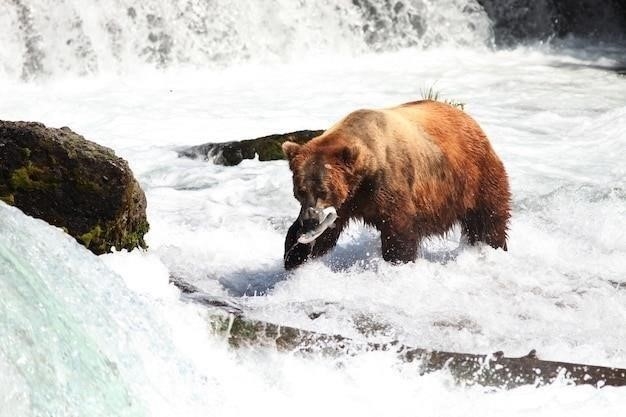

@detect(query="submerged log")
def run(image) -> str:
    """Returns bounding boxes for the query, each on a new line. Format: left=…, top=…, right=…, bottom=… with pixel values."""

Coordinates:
left=171, top=277, right=626, bottom=390
left=178, top=129, right=323, bottom=166
left=212, top=314, right=626, bottom=389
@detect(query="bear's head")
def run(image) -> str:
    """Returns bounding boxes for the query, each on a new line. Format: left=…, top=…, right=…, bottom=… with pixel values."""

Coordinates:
left=282, top=140, right=359, bottom=233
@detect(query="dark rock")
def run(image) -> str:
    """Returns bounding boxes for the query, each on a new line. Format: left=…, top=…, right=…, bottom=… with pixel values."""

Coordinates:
left=477, top=0, right=626, bottom=46
left=551, top=0, right=626, bottom=40
left=178, top=129, right=324, bottom=166
left=0, top=120, right=149, bottom=255
left=478, top=0, right=557, bottom=45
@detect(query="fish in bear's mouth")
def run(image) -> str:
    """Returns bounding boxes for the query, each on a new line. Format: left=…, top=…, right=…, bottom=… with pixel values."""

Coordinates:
left=297, top=206, right=338, bottom=244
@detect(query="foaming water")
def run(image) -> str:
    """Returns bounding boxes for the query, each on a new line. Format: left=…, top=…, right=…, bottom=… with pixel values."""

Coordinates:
left=0, top=0, right=491, bottom=80
left=1, top=45, right=626, bottom=414
left=3, top=199, right=626, bottom=417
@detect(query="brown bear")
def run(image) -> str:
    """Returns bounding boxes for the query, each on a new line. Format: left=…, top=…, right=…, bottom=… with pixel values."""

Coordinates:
left=282, top=100, right=511, bottom=270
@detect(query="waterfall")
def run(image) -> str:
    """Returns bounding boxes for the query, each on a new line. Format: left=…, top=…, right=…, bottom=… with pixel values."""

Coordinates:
left=0, top=202, right=217, bottom=417
left=3, top=0, right=624, bottom=81
left=1, top=0, right=493, bottom=80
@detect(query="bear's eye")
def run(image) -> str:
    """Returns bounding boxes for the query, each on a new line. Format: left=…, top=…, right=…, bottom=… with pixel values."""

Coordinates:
left=294, top=187, right=306, bottom=200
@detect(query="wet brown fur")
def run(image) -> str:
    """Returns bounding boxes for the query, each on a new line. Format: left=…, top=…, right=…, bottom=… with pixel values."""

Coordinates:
left=282, top=100, right=511, bottom=268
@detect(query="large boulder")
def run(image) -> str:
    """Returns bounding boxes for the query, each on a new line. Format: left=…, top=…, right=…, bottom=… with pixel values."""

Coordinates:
left=477, top=0, right=626, bottom=45
left=0, top=121, right=149, bottom=254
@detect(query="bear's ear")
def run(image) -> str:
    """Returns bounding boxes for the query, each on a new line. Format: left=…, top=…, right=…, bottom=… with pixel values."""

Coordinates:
left=339, top=144, right=359, bottom=165
left=282, top=141, right=301, bottom=161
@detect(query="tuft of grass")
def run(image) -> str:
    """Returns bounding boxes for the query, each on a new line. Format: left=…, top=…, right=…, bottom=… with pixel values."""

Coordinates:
left=420, top=86, right=465, bottom=111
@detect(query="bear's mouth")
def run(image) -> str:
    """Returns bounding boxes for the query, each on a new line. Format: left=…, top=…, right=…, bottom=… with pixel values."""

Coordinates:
left=297, top=206, right=338, bottom=244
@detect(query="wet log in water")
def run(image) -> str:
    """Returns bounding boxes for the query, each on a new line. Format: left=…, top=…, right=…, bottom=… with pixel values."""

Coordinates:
left=211, top=314, right=626, bottom=390
left=172, top=277, right=626, bottom=390
left=178, top=129, right=324, bottom=166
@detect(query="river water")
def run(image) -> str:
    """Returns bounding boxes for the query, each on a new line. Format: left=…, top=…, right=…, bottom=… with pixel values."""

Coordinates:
left=1, top=1, right=626, bottom=416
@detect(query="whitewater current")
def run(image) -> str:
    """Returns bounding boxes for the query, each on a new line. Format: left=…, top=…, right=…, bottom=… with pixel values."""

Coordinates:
left=1, top=1, right=626, bottom=416
left=1, top=0, right=494, bottom=80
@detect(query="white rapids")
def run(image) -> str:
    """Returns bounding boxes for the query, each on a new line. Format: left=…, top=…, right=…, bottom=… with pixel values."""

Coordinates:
left=1, top=0, right=626, bottom=416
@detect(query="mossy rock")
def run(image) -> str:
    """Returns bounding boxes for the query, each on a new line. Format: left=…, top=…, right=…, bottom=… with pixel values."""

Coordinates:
left=0, top=121, right=149, bottom=255
left=178, top=129, right=324, bottom=166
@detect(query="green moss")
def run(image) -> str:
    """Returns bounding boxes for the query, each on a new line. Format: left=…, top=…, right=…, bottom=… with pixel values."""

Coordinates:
left=229, top=317, right=260, bottom=340
left=0, top=194, right=15, bottom=205
left=20, top=147, right=31, bottom=159
left=118, top=219, right=150, bottom=250
left=10, top=163, right=58, bottom=191
left=79, top=225, right=102, bottom=249
left=211, top=315, right=231, bottom=333
left=10, top=167, right=35, bottom=189
left=75, top=175, right=103, bottom=193
left=256, top=140, right=284, bottom=162
left=80, top=217, right=150, bottom=254
left=211, top=315, right=261, bottom=347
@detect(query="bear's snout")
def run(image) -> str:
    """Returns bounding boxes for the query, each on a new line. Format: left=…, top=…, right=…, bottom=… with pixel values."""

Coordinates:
left=300, top=206, right=322, bottom=233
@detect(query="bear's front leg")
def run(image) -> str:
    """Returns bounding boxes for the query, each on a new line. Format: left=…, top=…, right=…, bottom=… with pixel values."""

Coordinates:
left=380, top=225, right=418, bottom=264
left=284, top=220, right=313, bottom=270
left=310, top=219, right=344, bottom=258
left=284, top=218, right=346, bottom=270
